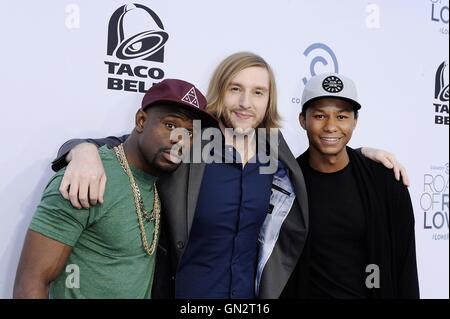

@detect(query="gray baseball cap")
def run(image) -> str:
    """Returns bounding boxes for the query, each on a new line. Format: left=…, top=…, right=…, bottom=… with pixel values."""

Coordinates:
left=301, top=73, right=361, bottom=112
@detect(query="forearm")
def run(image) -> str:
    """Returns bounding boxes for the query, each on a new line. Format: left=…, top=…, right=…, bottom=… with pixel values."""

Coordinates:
left=51, top=135, right=129, bottom=171
left=52, top=139, right=92, bottom=171
left=13, top=276, right=50, bottom=299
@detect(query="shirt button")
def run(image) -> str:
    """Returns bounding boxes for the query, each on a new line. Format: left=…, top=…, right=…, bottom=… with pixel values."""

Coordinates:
left=176, top=241, right=184, bottom=249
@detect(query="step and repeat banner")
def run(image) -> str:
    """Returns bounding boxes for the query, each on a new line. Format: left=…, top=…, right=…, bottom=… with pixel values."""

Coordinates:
left=0, top=1, right=448, bottom=298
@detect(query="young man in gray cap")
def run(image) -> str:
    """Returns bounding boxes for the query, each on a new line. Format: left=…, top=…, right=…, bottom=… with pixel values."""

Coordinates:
left=13, top=79, right=217, bottom=298
left=285, top=73, right=419, bottom=298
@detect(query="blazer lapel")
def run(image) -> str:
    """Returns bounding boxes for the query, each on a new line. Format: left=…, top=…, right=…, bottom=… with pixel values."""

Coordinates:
left=186, top=163, right=206, bottom=236
left=259, top=131, right=309, bottom=298
left=278, top=134, right=309, bottom=227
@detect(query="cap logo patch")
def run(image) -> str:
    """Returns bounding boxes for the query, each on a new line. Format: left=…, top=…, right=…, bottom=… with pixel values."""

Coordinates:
left=181, top=87, right=200, bottom=108
left=322, top=76, right=344, bottom=93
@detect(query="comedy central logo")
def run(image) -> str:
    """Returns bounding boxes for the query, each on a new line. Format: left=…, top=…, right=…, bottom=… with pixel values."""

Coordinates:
left=291, top=43, right=340, bottom=105
left=105, top=4, right=168, bottom=93
left=433, top=61, right=449, bottom=125
left=322, top=76, right=343, bottom=93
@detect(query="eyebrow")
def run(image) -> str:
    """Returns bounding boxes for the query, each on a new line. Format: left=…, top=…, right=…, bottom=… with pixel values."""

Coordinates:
left=229, top=82, right=269, bottom=91
left=312, top=107, right=353, bottom=113
left=160, top=113, right=192, bottom=121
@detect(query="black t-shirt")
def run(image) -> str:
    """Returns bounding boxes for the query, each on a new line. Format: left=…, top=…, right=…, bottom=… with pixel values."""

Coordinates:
left=299, top=158, right=370, bottom=298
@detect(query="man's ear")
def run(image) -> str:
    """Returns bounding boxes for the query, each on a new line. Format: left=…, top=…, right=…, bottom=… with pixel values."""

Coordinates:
left=299, top=112, right=307, bottom=130
left=135, top=109, right=148, bottom=133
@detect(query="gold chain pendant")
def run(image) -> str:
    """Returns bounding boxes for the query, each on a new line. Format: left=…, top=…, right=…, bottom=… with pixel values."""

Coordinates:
left=113, top=144, right=160, bottom=256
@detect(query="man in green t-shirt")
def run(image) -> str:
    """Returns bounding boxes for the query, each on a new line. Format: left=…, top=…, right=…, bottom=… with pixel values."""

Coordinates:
left=13, top=79, right=217, bottom=298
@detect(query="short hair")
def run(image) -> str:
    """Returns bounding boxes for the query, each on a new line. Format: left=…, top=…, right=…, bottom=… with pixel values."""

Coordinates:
left=206, top=52, right=281, bottom=128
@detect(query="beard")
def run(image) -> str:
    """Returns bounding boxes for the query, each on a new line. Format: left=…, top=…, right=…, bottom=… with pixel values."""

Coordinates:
left=139, top=143, right=179, bottom=174
left=221, top=108, right=264, bottom=133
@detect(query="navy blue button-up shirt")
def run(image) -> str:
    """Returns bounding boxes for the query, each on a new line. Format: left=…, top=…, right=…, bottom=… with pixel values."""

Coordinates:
left=175, top=146, right=273, bottom=299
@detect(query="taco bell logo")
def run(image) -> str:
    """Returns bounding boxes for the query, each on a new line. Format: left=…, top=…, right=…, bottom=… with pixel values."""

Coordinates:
left=107, top=4, right=168, bottom=62
left=105, top=4, right=168, bottom=93
left=433, top=61, right=449, bottom=125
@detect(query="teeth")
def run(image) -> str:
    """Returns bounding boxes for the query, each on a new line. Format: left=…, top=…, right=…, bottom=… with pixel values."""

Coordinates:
left=321, top=137, right=340, bottom=141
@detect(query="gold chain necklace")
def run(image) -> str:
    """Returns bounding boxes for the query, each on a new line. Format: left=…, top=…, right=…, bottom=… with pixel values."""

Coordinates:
left=113, top=144, right=160, bottom=256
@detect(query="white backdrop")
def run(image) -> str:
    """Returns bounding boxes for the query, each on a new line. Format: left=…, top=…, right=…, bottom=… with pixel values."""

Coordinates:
left=0, top=0, right=448, bottom=299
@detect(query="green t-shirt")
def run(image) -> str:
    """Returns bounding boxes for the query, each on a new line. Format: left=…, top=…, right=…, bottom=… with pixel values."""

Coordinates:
left=30, top=145, right=158, bottom=299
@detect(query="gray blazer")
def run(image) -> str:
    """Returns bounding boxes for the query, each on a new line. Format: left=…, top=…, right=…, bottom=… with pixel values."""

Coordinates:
left=155, top=131, right=309, bottom=298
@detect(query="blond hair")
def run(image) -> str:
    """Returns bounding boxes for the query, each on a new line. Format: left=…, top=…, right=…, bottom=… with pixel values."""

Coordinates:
left=206, top=52, right=281, bottom=128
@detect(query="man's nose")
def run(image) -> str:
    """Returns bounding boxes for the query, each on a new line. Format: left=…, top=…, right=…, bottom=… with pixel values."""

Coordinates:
left=239, top=91, right=252, bottom=109
left=323, top=118, right=338, bottom=132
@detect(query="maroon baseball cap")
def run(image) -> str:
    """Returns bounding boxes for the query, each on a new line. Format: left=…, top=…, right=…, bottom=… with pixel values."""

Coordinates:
left=141, top=79, right=218, bottom=127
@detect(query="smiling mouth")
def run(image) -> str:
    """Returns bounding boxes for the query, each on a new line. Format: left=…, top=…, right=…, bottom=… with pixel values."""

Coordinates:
left=320, top=137, right=342, bottom=144
left=233, top=111, right=253, bottom=120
